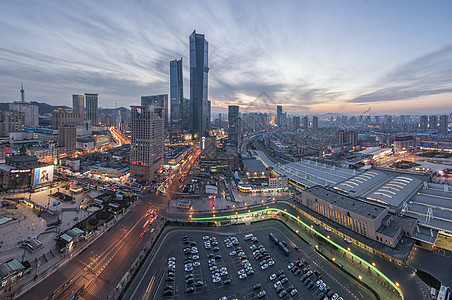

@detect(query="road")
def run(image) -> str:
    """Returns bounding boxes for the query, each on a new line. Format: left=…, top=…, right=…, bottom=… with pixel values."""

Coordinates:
left=17, top=193, right=167, bottom=300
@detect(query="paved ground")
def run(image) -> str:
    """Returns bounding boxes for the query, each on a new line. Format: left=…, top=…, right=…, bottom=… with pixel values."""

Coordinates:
left=123, top=220, right=375, bottom=300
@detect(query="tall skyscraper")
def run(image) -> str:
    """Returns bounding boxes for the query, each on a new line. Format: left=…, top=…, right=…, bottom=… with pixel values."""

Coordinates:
left=130, top=106, right=164, bottom=181
left=228, top=105, right=240, bottom=147
left=276, top=106, right=283, bottom=127
left=302, top=116, right=309, bottom=130
left=85, top=93, right=98, bottom=125
left=141, top=94, right=168, bottom=133
left=190, top=30, right=209, bottom=138
left=170, top=58, right=184, bottom=139
left=312, top=116, right=318, bottom=131
left=72, top=94, right=85, bottom=120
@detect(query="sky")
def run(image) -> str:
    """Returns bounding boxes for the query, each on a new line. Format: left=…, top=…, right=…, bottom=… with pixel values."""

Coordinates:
left=0, top=0, right=452, bottom=115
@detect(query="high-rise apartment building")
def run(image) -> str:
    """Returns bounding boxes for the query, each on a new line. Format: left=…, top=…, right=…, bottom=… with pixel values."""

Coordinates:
left=293, top=116, right=300, bottom=129
left=429, top=115, right=438, bottom=130
left=52, top=108, right=81, bottom=152
left=312, top=116, right=318, bottom=131
left=130, top=106, right=164, bottom=182
left=190, top=30, right=209, bottom=138
left=72, top=94, right=85, bottom=120
left=439, top=115, right=448, bottom=134
left=85, top=93, right=98, bottom=125
left=170, top=58, right=184, bottom=139
left=141, top=94, right=168, bottom=133
left=302, top=116, right=309, bottom=130
left=228, top=105, right=240, bottom=147
left=419, top=115, right=428, bottom=132
left=8, top=102, right=39, bottom=128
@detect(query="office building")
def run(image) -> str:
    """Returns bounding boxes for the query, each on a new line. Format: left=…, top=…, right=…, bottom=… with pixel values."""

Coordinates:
left=302, top=116, right=308, bottom=130
left=276, top=106, right=283, bottom=127
left=141, top=94, right=168, bottom=133
left=8, top=103, right=39, bottom=128
left=312, top=116, right=318, bottom=131
left=72, top=94, right=84, bottom=120
left=228, top=105, right=240, bottom=147
left=51, top=108, right=82, bottom=129
left=170, top=58, right=183, bottom=139
left=85, top=93, right=98, bottom=125
left=130, top=106, right=164, bottom=182
left=190, top=30, right=209, bottom=138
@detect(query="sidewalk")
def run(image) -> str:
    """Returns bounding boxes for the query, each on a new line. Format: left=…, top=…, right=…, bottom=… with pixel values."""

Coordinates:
left=4, top=198, right=140, bottom=300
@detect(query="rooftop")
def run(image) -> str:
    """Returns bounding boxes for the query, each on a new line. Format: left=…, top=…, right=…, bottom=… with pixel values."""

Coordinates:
left=304, top=186, right=387, bottom=220
left=242, top=158, right=268, bottom=174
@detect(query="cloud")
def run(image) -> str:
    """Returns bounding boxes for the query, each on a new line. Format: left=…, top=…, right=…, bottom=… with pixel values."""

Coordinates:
left=350, top=45, right=452, bottom=103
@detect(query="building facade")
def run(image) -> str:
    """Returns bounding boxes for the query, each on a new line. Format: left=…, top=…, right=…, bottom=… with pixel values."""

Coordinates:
left=190, top=30, right=209, bottom=138
left=8, top=103, right=39, bottom=128
left=141, top=94, right=168, bottom=133
left=130, top=106, right=164, bottom=182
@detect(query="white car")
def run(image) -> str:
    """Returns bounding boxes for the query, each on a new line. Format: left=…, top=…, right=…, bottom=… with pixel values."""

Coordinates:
left=344, top=238, right=351, bottom=244
left=260, top=264, right=268, bottom=270
left=192, top=255, right=199, bottom=260
left=193, top=262, right=200, bottom=267
left=288, top=263, right=294, bottom=270
left=290, top=289, right=298, bottom=296
left=168, top=257, right=176, bottom=261
left=324, top=227, right=331, bottom=232
left=239, top=273, right=247, bottom=279
left=213, top=277, right=221, bottom=283
left=203, top=236, right=210, bottom=240
left=230, top=251, right=236, bottom=256
left=268, top=259, right=275, bottom=266
left=269, top=273, right=277, bottom=281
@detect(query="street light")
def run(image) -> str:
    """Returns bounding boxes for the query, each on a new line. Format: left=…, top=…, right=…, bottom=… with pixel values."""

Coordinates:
left=358, top=275, right=362, bottom=280
left=395, top=282, right=400, bottom=287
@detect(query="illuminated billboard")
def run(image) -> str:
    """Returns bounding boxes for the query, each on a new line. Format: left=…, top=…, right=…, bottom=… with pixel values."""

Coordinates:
left=33, top=165, right=54, bottom=186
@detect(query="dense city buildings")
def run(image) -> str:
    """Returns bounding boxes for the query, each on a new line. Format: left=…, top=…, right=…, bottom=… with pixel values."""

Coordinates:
left=189, top=30, right=209, bottom=138
left=85, top=93, right=98, bottom=125
left=130, top=105, right=164, bottom=181
left=170, top=58, right=183, bottom=140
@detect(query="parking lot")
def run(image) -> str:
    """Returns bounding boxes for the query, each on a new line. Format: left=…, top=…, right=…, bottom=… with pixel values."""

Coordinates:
left=142, top=220, right=375, bottom=300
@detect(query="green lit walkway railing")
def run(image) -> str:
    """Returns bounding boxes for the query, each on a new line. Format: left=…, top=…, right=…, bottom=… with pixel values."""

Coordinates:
left=191, top=208, right=404, bottom=300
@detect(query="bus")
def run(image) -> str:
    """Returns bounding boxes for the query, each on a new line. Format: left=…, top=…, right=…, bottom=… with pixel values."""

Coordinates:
left=278, top=241, right=289, bottom=256
left=269, top=232, right=279, bottom=244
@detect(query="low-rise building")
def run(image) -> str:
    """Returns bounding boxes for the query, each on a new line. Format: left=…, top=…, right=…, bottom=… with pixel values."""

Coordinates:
left=296, top=186, right=417, bottom=248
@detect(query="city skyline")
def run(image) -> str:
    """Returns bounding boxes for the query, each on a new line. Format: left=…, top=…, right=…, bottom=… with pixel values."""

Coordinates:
left=1, top=1, right=452, bottom=114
